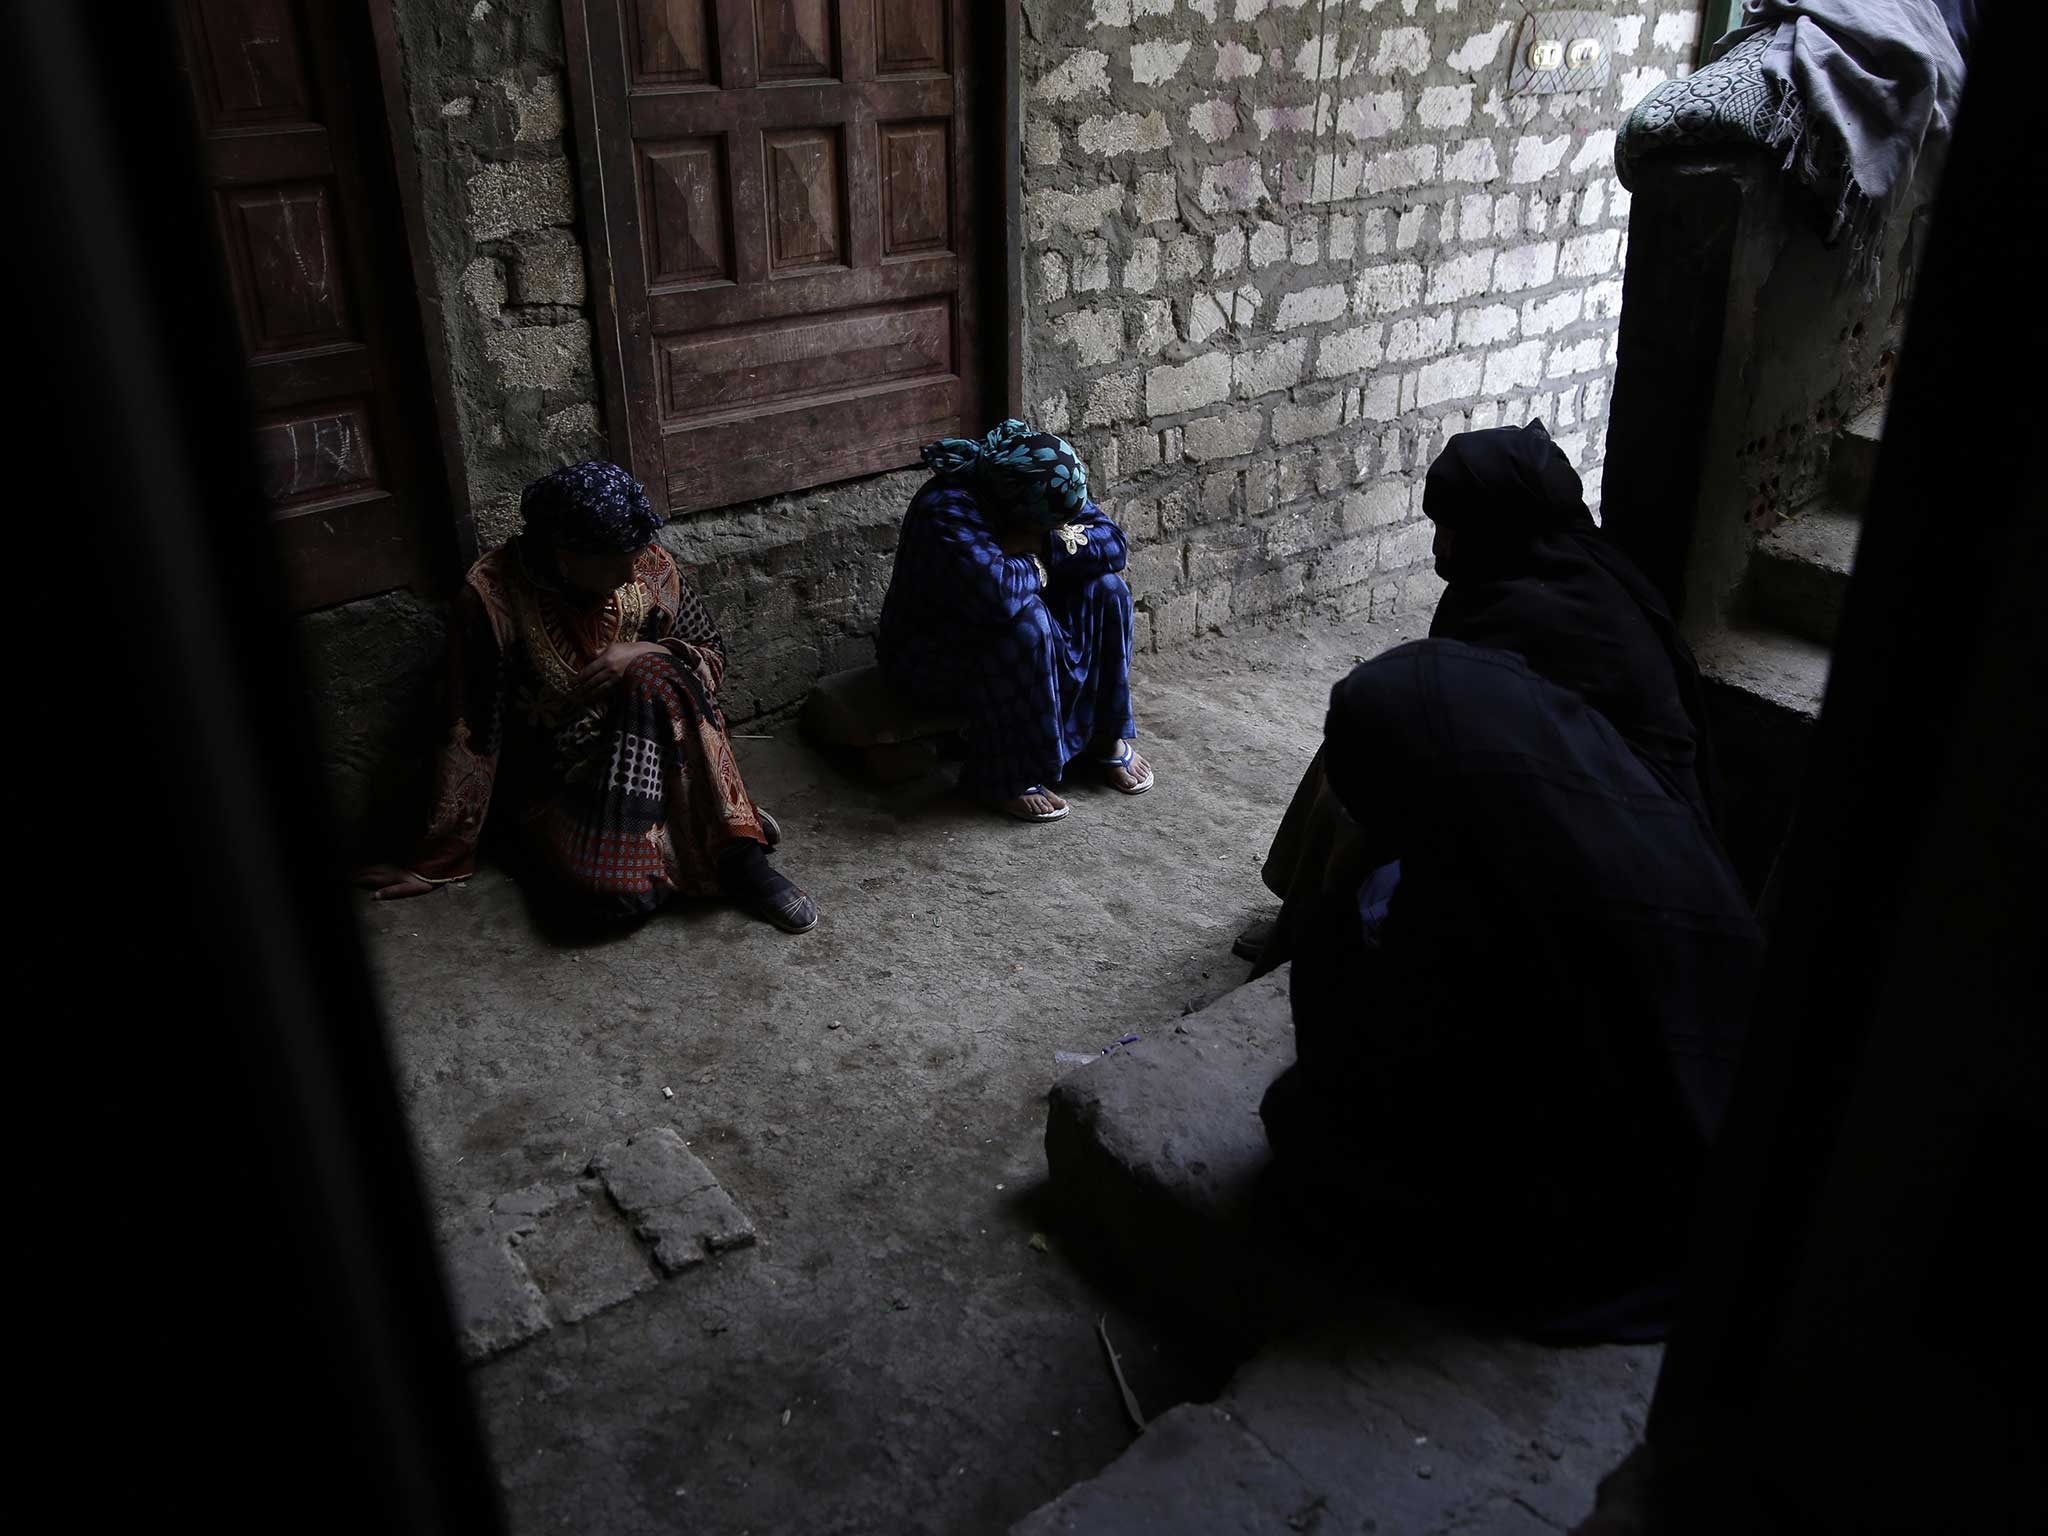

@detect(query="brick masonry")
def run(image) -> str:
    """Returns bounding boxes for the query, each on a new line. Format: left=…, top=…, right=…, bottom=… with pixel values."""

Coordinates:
left=332, top=0, right=1704, bottom=786
left=1019, top=0, right=1702, bottom=645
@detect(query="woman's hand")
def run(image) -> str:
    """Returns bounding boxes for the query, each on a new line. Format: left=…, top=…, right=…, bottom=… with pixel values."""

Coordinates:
left=571, top=640, right=669, bottom=704
left=355, top=864, right=437, bottom=901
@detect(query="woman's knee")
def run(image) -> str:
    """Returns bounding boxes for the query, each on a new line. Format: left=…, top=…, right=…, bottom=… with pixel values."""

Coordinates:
left=1082, top=569, right=1132, bottom=603
left=620, top=650, right=710, bottom=710
left=996, top=597, right=1058, bottom=655
left=1078, top=570, right=1134, bottom=626
left=623, top=651, right=683, bottom=688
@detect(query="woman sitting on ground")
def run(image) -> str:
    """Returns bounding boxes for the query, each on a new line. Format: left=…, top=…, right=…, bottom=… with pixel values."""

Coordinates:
left=1255, top=423, right=1761, bottom=1337
left=357, top=461, right=816, bottom=933
left=877, top=419, right=1153, bottom=821
left=1248, top=419, right=1717, bottom=975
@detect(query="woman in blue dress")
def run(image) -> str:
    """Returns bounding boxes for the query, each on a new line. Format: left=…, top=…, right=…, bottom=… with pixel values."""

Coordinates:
left=877, top=420, right=1154, bottom=821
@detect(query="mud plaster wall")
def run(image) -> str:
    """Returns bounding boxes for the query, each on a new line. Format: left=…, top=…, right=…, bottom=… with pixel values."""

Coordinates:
left=317, top=0, right=1705, bottom=846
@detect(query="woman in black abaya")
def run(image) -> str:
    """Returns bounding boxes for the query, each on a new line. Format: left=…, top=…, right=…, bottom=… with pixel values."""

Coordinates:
left=1256, top=423, right=1761, bottom=1337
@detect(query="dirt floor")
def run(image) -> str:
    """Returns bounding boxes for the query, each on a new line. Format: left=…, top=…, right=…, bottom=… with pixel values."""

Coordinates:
left=364, top=609, right=1422, bottom=1535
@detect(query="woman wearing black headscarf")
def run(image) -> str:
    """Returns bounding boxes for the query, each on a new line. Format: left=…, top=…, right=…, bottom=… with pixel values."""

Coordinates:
left=357, top=461, right=816, bottom=933
left=1248, top=420, right=1717, bottom=975
left=1254, top=423, right=1760, bottom=1335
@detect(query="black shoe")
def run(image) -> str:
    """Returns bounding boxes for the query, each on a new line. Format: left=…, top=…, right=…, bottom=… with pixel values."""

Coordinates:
left=758, top=807, right=782, bottom=848
left=746, top=878, right=817, bottom=934
left=1232, top=918, right=1275, bottom=962
left=718, top=841, right=816, bottom=934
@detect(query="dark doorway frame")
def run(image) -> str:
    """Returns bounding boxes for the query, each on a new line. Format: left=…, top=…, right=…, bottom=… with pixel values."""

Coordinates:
left=368, top=0, right=481, bottom=577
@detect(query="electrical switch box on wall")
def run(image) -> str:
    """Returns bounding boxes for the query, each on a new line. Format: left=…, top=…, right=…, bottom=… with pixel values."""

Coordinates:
left=1510, top=11, right=1615, bottom=96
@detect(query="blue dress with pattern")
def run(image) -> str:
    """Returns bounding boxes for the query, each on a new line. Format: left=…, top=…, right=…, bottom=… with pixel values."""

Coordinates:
left=878, top=482, right=1136, bottom=799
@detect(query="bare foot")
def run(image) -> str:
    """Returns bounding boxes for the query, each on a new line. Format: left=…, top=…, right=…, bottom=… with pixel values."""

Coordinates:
left=355, top=863, right=437, bottom=900
left=1000, top=788, right=1069, bottom=820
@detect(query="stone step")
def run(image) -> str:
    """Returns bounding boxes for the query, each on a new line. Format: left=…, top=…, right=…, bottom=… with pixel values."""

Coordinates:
left=799, top=663, right=969, bottom=784
left=1693, top=623, right=1834, bottom=892
left=1012, top=1310, right=1658, bottom=1536
left=1694, top=623, right=1833, bottom=726
left=1042, top=967, right=1298, bottom=1340
left=1746, top=501, right=1862, bottom=644
left=1828, top=401, right=1886, bottom=507
left=1032, top=974, right=1662, bottom=1535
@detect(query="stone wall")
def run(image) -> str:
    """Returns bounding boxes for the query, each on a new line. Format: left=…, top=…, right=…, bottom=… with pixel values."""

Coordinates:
left=1019, top=0, right=1705, bottom=642
left=383, top=0, right=605, bottom=546
left=352, top=0, right=1707, bottom=749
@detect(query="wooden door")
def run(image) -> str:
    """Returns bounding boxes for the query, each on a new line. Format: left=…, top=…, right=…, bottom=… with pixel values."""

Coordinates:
left=566, top=0, right=997, bottom=516
left=175, top=0, right=443, bottom=610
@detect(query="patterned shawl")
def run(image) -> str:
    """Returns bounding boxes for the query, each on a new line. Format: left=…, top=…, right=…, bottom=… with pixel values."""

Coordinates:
left=1622, top=0, right=1965, bottom=282
left=520, top=460, right=665, bottom=553
left=921, top=419, right=1089, bottom=528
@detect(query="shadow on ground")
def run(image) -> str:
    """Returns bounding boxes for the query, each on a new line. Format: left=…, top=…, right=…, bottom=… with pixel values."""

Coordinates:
left=363, top=611, right=1423, bottom=1535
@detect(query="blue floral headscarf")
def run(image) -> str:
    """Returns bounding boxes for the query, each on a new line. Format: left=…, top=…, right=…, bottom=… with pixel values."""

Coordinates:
left=520, top=461, right=664, bottom=553
left=921, top=419, right=1089, bottom=528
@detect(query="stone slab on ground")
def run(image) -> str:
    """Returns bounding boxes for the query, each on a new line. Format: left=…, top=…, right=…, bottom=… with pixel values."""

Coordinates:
left=1043, top=966, right=1296, bottom=1334
left=589, top=1127, right=757, bottom=1275
left=439, top=1208, right=550, bottom=1364
left=1222, top=1325, right=1657, bottom=1533
left=507, top=1181, right=659, bottom=1325
left=1010, top=1403, right=1320, bottom=1536
left=1012, top=1306, right=1659, bottom=1535
left=440, top=1150, right=759, bottom=1359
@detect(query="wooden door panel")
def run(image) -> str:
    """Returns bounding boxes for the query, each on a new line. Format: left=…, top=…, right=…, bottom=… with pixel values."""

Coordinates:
left=207, top=126, right=332, bottom=184
left=244, top=346, right=375, bottom=412
left=756, top=0, right=839, bottom=81
left=626, top=77, right=951, bottom=135
left=876, top=0, right=948, bottom=75
left=220, top=184, right=354, bottom=352
left=763, top=127, right=847, bottom=272
left=631, top=0, right=718, bottom=85
left=184, top=0, right=313, bottom=125
left=648, top=254, right=957, bottom=333
left=177, top=0, right=439, bottom=608
left=571, top=0, right=991, bottom=517
left=658, top=296, right=952, bottom=418
left=878, top=120, right=950, bottom=258
left=662, top=376, right=961, bottom=506
left=253, top=403, right=381, bottom=507
left=641, top=139, right=735, bottom=287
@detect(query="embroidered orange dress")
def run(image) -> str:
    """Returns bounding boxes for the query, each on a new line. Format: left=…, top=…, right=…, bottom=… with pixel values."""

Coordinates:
left=413, top=541, right=766, bottom=915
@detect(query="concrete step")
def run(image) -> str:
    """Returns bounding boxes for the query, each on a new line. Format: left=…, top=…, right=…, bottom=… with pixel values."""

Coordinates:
left=1694, top=623, right=1833, bottom=893
left=1747, top=501, right=1862, bottom=644
left=1012, top=1323, right=1658, bottom=1535
left=1829, top=401, right=1886, bottom=507
left=1042, top=967, right=1297, bottom=1341
left=1029, top=974, right=1663, bottom=1534
left=1694, top=623, right=1832, bottom=725
left=799, top=663, right=969, bottom=784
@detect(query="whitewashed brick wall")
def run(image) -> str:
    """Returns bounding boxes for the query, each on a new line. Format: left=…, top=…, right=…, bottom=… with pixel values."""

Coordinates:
left=1021, top=0, right=1705, bottom=648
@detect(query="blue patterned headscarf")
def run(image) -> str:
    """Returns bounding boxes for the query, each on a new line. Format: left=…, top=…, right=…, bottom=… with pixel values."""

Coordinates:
left=921, top=418, right=1089, bottom=528
left=520, top=461, right=664, bottom=553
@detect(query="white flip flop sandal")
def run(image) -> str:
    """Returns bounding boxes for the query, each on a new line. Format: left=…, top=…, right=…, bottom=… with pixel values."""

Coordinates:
left=996, top=786, right=1070, bottom=822
left=1097, top=740, right=1155, bottom=795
